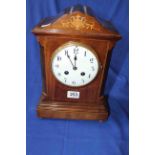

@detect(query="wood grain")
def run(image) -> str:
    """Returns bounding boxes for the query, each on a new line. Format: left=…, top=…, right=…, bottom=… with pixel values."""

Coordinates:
left=32, top=5, right=121, bottom=121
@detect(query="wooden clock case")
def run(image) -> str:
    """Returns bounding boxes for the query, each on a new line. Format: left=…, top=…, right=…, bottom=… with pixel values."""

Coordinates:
left=32, top=5, right=121, bottom=121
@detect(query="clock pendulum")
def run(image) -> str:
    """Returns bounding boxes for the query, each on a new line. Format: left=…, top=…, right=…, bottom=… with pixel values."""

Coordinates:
left=32, top=4, right=121, bottom=121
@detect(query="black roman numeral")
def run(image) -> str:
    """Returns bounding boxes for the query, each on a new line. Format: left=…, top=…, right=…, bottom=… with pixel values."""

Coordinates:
left=65, top=50, right=68, bottom=55
left=72, top=81, right=76, bottom=85
left=55, top=64, right=59, bottom=68
left=82, top=79, right=85, bottom=83
left=57, top=56, right=61, bottom=61
left=64, top=78, right=67, bottom=83
left=84, top=51, right=86, bottom=56
left=91, top=66, right=95, bottom=71
left=74, top=46, right=79, bottom=54
left=57, top=73, right=61, bottom=76
left=90, top=58, right=94, bottom=63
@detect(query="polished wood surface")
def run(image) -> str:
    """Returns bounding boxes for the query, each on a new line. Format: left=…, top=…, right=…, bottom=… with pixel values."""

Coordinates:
left=37, top=95, right=108, bottom=120
left=32, top=5, right=121, bottom=121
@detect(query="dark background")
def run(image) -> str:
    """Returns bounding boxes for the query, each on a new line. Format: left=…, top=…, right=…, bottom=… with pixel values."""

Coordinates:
left=27, top=0, right=129, bottom=155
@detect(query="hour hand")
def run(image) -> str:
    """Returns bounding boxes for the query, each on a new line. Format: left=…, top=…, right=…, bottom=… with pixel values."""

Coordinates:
left=74, top=55, right=77, bottom=63
left=73, top=55, right=78, bottom=70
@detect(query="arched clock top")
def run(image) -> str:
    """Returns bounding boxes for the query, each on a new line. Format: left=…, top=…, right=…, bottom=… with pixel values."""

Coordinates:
left=32, top=5, right=121, bottom=41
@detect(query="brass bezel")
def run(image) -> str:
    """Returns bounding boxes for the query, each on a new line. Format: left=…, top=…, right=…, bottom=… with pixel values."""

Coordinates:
left=50, top=41, right=100, bottom=87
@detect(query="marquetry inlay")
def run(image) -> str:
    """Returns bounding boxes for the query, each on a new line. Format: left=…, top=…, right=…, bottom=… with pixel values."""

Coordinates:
left=42, top=12, right=103, bottom=32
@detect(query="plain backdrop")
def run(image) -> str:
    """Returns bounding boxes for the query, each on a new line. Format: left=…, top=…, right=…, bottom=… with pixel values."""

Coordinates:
left=27, top=1, right=129, bottom=155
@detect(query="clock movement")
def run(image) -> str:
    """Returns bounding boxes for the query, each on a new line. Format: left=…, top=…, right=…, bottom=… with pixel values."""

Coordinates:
left=32, top=5, right=121, bottom=121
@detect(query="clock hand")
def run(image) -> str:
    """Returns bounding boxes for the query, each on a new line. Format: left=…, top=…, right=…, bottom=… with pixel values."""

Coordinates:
left=66, top=52, right=75, bottom=69
left=74, top=55, right=77, bottom=66
left=73, top=54, right=77, bottom=70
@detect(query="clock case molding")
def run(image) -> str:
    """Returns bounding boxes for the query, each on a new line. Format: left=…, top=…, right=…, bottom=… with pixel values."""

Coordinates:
left=32, top=5, right=121, bottom=121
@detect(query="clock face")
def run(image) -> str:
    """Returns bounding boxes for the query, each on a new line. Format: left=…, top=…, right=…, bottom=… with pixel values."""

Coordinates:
left=51, top=42, right=99, bottom=87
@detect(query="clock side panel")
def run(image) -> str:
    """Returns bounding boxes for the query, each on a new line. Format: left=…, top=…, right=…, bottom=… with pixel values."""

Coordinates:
left=39, top=44, right=47, bottom=95
left=40, top=36, right=110, bottom=104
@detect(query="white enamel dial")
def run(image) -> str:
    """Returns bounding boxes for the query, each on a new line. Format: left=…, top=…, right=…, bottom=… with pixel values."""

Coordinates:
left=51, top=42, right=99, bottom=87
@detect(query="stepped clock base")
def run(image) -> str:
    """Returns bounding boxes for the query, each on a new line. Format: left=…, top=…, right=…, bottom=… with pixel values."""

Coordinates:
left=37, top=95, right=109, bottom=121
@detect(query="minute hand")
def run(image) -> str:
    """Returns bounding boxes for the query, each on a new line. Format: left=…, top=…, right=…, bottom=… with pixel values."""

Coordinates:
left=67, top=53, right=74, bottom=68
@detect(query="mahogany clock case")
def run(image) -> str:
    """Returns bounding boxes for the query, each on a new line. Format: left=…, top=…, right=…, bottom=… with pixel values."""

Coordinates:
left=32, top=5, right=121, bottom=120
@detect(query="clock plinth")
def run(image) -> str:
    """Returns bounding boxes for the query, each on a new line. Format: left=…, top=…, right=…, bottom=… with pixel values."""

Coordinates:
left=37, top=95, right=109, bottom=120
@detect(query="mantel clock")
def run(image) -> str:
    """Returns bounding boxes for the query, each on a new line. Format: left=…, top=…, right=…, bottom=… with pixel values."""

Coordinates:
left=32, top=5, right=121, bottom=121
